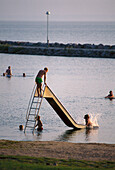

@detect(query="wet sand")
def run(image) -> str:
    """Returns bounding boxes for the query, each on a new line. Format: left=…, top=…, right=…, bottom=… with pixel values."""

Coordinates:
left=0, top=140, right=115, bottom=161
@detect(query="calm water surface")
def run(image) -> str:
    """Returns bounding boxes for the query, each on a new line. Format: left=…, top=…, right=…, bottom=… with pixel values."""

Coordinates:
left=0, top=53, right=115, bottom=143
left=0, top=21, right=115, bottom=45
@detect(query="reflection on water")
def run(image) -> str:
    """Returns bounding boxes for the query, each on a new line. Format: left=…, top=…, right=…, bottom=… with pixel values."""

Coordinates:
left=85, top=128, right=99, bottom=142
left=56, top=129, right=84, bottom=142
left=56, top=128, right=99, bottom=143
left=0, top=53, right=115, bottom=143
left=36, top=131, right=43, bottom=140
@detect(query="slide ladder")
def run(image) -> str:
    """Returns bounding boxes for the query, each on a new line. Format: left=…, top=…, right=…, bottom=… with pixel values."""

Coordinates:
left=24, top=84, right=45, bottom=134
left=24, top=85, right=86, bottom=134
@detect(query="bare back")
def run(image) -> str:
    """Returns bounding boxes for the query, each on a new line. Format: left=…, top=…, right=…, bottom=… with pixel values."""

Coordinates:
left=6, top=68, right=12, bottom=75
left=37, top=70, right=46, bottom=78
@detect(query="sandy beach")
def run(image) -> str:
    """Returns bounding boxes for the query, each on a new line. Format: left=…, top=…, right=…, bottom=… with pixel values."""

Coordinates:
left=0, top=140, right=115, bottom=161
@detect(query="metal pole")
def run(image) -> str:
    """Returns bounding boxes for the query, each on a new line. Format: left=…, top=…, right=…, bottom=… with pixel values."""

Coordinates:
left=46, top=11, right=50, bottom=47
left=47, top=14, right=49, bottom=46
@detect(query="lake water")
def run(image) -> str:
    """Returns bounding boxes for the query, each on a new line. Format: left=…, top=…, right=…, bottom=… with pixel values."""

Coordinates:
left=0, top=21, right=115, bottom=143
left=0, top=53, right=115, bottom=143
left=0, top=21, right=115, bottom=45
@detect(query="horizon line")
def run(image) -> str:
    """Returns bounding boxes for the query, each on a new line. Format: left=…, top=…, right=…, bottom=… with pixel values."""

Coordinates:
left=0, top=20, right=115, bottom=22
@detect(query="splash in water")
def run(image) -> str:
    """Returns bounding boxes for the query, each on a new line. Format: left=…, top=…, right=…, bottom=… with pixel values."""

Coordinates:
left=89, top=113, right=100, bottom=127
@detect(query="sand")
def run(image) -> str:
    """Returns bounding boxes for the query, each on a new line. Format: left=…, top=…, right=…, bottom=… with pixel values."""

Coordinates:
left=0, top=140, right=115, bottom=161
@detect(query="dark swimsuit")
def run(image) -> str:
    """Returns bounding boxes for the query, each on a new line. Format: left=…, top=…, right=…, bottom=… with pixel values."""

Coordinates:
left=35, top=77, right=43, bottom=83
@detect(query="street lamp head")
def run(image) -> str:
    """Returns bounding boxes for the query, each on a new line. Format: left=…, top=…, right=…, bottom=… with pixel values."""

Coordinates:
left=46, top=11, right=50, bottom=15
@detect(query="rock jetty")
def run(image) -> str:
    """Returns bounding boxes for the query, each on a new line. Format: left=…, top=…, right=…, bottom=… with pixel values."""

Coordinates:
left=0, top=40, right=115, bottom=58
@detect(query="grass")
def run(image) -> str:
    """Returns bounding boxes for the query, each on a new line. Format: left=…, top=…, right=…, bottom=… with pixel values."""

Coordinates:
left=0, top=44, right=10, bottom=52
left=0, top=43, right=26, bottom=54
left=0, top=140, right=19, bottom=149
left=0, top=155, right=115, bottom=170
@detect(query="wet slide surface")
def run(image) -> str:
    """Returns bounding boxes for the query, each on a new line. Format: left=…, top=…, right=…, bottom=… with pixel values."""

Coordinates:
left=43, top=86, right=86, bottom=129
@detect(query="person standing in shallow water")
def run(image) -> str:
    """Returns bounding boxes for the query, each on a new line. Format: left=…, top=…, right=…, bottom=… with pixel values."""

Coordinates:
left=35, top=67, right=48, bottom=97
left=35, top=116, right=43, bottom=131
left=84, top=114, right=92, bottom=127
left=5, top=66, right=12, bottom=76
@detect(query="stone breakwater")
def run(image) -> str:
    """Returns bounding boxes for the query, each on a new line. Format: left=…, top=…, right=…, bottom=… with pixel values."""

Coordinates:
left=0, top=40, right=115, bottom=58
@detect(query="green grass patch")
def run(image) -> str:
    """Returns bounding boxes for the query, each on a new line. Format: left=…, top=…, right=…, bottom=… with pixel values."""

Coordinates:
left=10, top=46, right=25, bottom=54
left=0, top=140, right=19, bottom=149
left=0, top=44, right=10, bottom=52
left=0, top=155, right=115, bottom=170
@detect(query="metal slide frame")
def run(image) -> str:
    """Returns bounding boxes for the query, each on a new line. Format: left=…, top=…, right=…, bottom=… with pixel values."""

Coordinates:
left=24, top=85, right=86, bottom=134
left=24, top=84, right=45, bottom=134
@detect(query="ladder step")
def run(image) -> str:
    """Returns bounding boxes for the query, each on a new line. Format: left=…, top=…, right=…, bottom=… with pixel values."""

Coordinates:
left=29, top=114, right=36, bottom=116
left=28, top=120, right=35, bottom=122
left=33, top=101, right=40, bottom=103
left=26, top=126, right=34, bottom=128
left=30, top=107, right=39, bottom=109
left=34, top=96, right=43, bottom=98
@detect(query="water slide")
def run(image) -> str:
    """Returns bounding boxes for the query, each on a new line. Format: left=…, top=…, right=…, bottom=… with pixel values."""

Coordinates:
left=43, top=86, right=86, bottom=129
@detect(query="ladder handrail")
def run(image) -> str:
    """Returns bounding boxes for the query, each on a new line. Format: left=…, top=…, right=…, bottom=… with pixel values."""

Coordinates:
left=32, top=84, right=46, bottom=134
left=26, top=84, right=37, bottom=120
left=24, top=83, right=46, bottom=134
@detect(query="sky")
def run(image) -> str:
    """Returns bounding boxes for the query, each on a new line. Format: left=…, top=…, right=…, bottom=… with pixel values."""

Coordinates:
left=0, top=0, right=115, bottom=22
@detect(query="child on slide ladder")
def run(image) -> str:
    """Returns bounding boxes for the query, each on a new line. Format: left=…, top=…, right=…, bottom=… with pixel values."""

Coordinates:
left=35, top=115, right=43, bottom=131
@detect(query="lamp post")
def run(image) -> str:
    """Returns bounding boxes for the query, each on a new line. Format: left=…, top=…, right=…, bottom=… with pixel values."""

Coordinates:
left=46, top=11, right=50, bottom=47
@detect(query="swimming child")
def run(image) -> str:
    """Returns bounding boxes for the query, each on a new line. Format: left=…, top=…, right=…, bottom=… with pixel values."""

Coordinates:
left=105, top=90, right=114, bottom=99
left=35, top=116, right=43, bottom=131
left=84, top=114, right=93, bottom=128
left=5, top=66, right=12, bottom=76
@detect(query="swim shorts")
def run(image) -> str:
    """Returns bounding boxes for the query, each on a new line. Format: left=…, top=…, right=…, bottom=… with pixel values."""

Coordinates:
left=35, top=77, right=43, bottom=83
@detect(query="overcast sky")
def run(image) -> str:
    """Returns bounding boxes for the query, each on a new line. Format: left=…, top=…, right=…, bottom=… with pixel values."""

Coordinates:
left=0, top=0, right=115, bottom=21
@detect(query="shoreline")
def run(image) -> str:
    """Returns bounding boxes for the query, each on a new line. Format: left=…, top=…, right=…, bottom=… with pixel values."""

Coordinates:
left=0, top=140, right=115, bottom=161
left=0, top=40, right=115, bottom=58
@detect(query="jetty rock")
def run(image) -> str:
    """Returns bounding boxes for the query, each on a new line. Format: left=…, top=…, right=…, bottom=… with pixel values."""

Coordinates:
left=0, top=40, right=115, bottom=58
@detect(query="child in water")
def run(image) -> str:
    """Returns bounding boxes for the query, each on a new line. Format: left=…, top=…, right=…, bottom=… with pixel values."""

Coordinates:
left=84, top=114, right=93, bottom=128
left=35, top=116, right=43, bottom=131
left=105, top=91, right=114, bottom=99
left=5, top=66, right=12, bottom=76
